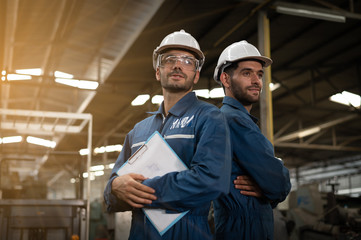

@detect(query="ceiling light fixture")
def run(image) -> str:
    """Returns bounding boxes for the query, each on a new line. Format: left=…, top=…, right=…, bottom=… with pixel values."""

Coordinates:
left=297, top=127, right=321, bottom=138
left=269, top=82, right=281, bottom=91
left=0, top=136, right=23, bottom=144
left=194, top=89, right=210, bottom=99
left=131, top=94, right=150, bottom=106
left=275, top=3, right=346, bottom=23
left=209, top=88, right=225, bottom=98
left=55, top=78, right=99, bottom=90
left=6, top=74, right=32, bottom=81
left=329, top=91, right=361, bottom=109
left=54, top=71, right=73, bottom=79
left=26, top=136, right=56, bottom=148
left=151, top=95, right=164, bottom=104
left=94, top=144, right=123, bottom=154
left=79, top=144, right=123, bottom=156
left=15, top=68, right=42, bottom=76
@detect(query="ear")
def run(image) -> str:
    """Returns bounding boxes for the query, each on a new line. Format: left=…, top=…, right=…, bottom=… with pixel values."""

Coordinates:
left=220, top=72, right=230, bottom=88
left=193, top=71, right=200, bottom=84
left=155, top=68, right=161, bottom=81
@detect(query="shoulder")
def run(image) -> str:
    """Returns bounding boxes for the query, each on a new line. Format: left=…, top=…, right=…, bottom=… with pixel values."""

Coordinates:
left=133, top=114, right=156, bottom=128
left=221, top=105, right=254, bottom=127
left=193, top=99, right=221, bottom=113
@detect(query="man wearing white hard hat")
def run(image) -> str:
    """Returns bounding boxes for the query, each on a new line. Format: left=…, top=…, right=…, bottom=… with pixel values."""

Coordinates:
left=212, top=41, right=291, bottom=240
left=104, top=30, right=231, bottom=240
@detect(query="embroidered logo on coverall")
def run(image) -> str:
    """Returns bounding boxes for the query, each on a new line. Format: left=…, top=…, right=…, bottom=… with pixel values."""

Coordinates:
left=170, top=115, right=194, bottom=129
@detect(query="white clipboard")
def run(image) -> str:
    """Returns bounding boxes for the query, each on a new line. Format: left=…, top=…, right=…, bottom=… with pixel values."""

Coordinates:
left=117, top=131, right=189, bottom=235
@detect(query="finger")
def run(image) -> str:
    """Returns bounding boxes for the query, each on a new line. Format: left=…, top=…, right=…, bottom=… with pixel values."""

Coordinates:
left=234, top=179, right=253, bottom=186
left=240, top=190, right=262, bottom=197
left=133, top=181, right=156, bottom=195
left=131, top=185, right=157, bottom=201
left=236, top=175, right=251, bottom=180
left=235, top=184, right=256, bottom=191
left=129, top=173, right=148, bottom=181
left=119, top=187, right=154, bottom=207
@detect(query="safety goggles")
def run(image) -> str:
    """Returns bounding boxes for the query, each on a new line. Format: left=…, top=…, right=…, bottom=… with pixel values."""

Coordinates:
left=158, top=54, right=199, bottom=71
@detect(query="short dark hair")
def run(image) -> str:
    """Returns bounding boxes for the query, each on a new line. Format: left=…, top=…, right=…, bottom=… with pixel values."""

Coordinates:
left=224, top=58, right=265, bottom=76
left=223, top=62, right=238, bottom=77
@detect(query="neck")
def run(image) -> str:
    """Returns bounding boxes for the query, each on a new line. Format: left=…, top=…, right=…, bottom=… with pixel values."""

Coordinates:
left=225, top=93, right=253, bottom=113
left=162, top=90, right=190, bottom=116
left=244, top=104, right=252, bottom=113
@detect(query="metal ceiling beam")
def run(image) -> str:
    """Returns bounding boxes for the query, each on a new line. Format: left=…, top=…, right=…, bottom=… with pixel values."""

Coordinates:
left=213, top=0, right=272, bottom=47
left=276, top=142, right=361, bottom=152
left=275, top=114, right=359, bottom=143
left=310, top=0, right=361, bottom=20
left=31, top=0, right=69, bottom=111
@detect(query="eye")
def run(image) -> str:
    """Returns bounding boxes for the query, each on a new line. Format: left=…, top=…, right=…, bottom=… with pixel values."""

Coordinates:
left=242, top=71, right=251, bottom=77
left=163, top=56, right=176, bottom=64
left=183, top=58, right=194, bottom=66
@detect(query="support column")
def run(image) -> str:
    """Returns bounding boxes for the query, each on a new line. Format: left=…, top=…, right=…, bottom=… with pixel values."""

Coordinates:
left=258, top=11, right=274, bottom=144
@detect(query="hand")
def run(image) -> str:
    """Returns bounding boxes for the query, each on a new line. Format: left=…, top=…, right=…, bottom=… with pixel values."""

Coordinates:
left=234, top=175, right=263, bottom=198
left=111, top=173, right=157, bottom=210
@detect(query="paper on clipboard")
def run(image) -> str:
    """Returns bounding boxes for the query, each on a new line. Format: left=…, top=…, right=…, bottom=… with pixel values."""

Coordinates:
left=116, top=131, right=189, bottom=235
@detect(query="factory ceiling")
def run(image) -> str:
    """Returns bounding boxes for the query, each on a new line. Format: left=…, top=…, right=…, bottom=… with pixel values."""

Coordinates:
left=1, top=0, right=361, bottom=185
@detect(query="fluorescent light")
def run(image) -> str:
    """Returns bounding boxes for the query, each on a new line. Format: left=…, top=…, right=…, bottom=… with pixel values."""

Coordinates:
left=0, top=136, right=22, bottom=144
left=297, top=127, right=321, bottom=138
left=337, top=187, right=361, bottom=195
left=80, top=144, right=123, bottom=156
left=55, top=78, right=78, bottom=87
left=26, top=136, right=56, bottom=148
left=108, top=163, right=115, bottom=169
left=151, top=95, right=163, bottom=104
left=1, top=70, right=6, bottom=75
left=79, top=149, right=89, bottom=156
left=94, top=170, right=104, bottom=176
left=276, top=4, right=346, bottom=23
left=90, top=165, right=105, bottom=171
left=210, top=88, right=225, bottom=98
left=7, top=74, right=32, bottom=81
left=131, top=94, right=150, bottom=106
left=55, top=78, right=99, bottom=90
left=54, top=71, right=73, bottom=79
left=15, top=68, right=42, bottom=76
left=82, top=172, right=96, bottom=180
left=77, top=80, right=99, bottom=90
left=269, top=82, right=280, bottom=91
left=329, top=91, right=361, bottom=108
left=94, top=144, right=123, bottom=154
left=194, top=89, right=210, bottom=99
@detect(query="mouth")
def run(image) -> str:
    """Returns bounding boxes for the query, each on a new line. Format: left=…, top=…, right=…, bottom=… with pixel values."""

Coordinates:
left=169, top=72, right=185, bottom=79
left=248, top=87, right=261, bottom=94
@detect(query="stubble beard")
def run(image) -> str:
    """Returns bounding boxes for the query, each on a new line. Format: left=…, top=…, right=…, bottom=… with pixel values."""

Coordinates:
left=230, top=79, right=260, bottom=108
left=161, top=69, right=195, bottom=93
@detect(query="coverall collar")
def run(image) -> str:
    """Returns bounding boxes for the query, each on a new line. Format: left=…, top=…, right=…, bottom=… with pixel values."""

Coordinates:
left=222, top=96, right=259, bottom=124
left=148, top=92, right=198, bottom=117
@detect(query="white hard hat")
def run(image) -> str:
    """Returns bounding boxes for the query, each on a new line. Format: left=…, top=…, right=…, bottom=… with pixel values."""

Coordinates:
left=213, top=40, right=272, bottom=83
left=153, top=29, right=205, bottom=70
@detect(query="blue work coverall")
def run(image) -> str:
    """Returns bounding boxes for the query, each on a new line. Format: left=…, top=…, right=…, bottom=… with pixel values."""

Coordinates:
left=104, top=92, right=231, bottom=240
left=213, top=96, right=291, bottom=240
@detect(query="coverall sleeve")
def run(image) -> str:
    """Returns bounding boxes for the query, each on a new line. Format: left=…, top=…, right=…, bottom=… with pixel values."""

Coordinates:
left=231, top=117, right=291, bottom=205
left=142, top=109, right=232, bottom=210
left=103, top=134, right=133, bottom=212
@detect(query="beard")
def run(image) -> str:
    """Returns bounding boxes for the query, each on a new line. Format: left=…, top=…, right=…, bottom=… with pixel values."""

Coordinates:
left=160, top=69, right=196, bottom=93
left=230, top=78, right=260, bottom=107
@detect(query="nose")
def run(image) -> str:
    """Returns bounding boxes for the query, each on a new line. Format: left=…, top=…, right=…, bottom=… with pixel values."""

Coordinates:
left=172, top=58, right=183, bottom=69
left=251, top=73, right=261, bottom=85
